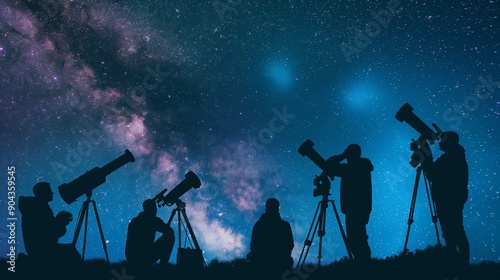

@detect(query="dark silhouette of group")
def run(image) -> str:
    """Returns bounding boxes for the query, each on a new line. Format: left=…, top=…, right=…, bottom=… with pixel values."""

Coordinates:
left=18, top=131, right=470, bottom=279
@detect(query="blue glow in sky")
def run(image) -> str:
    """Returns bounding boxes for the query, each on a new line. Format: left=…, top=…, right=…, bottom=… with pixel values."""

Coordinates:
left=266, top=60, right=293, bottom=89
left=344, top=79, right=379, bottom=110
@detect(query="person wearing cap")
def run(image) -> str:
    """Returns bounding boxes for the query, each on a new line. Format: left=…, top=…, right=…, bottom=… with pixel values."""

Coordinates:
left=247, top=198, right=294, bottom=279
left=421, top=131, right=470, bottom=270
left=326, top=144, right=374, bottom=263
left=125, top=199, right=175, bottom=274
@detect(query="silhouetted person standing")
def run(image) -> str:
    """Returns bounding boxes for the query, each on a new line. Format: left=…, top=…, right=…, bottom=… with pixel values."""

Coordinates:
left=125, top=199, right=175, bottom=275
left=247, top=198, right=294, bottom=279
left=421, top=131, right=470, bottom=272
left=19, top=182, right=81, bottom=264
left=327, top=144, right=373, bottom=263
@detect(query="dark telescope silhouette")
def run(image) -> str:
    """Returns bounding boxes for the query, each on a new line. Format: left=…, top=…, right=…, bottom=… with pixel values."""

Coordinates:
left=152, top=171, right=206, bottom=272
left=296, top=139, right=352, bottom=268
left=396, top=103, right=443, bottom=144
left=298, top=139, right=332, bottom=179
left=395, top=103, right=442, bottom=253
left=153, top=170, right=201, bottom=207
left=395, top=103, right=470, bottom=278
left=57, top=149, right=136, bottom=264
left=58, top=149, right=135, bottom=204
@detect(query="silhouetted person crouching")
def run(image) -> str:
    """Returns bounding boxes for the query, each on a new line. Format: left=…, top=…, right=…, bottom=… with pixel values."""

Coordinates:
left=19, top=182, right=81, bottom=267
left=247, top=198, right=294, bottom=279
left=125, top=199, right=175, bottom=275
left=421, top=131, right=470, bottom=273
left=327, top=144, right=373, bottom=263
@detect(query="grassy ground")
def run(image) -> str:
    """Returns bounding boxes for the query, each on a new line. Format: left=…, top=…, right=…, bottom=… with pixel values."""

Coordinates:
left=2, top=245, right=499, bottom=280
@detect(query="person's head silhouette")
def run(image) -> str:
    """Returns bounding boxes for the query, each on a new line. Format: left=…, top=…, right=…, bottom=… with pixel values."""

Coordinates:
left=265, top=198, right=280, bottom=214
left=142, top=199, right=157, bottom=216
left=33, top=182, right=53, bottom=202
left=343, top=144, right=361, bottom=163
left=439, top=131, right=460, bottom=152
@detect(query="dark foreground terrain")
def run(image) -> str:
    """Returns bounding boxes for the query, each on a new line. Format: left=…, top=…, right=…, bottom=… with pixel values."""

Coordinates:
left=2, top=246, right=499, bottom=280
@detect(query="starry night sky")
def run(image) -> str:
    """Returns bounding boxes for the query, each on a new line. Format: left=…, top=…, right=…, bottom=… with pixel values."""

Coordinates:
left=1, top=0, right=498, bottom=265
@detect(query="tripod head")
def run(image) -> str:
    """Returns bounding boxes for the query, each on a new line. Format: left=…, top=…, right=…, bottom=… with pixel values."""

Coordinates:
left=174, top=199, right=186, bottom=209
left=313, top=172, right=331, bottom=198
left=297, top=172, right=353, bottom=267
left=166, top=199, right=186, bottom=227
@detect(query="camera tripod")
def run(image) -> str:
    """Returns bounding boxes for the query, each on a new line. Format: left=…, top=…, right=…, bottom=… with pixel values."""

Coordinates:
left=72, top=191, right=110, bottom=264
left=403, top=166, right=441, bottom=253
left=166, top=199, right=206, bottom=268
left=296, top=176, right=353, bottom=268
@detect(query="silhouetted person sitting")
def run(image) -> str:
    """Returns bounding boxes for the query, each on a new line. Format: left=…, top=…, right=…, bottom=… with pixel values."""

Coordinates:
left=247, top=198, right=294, bottom=279
left=125, top=199, right=175, bottom=275
left=327, top=144, right=373, bottom=263
left=19, top=182, right=81, bottom=267
left=421, top=131, right=470, bottom=273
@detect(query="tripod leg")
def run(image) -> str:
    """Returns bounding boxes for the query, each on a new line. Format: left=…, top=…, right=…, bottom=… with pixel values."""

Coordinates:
left=296, top=201, right=321, bottom=269
left=179, top=209, right=201, bottom=251
left=90, top=200, right=110, bottom=265
left=165, top=208, right=178, bottom=248
left=178, top=209, right=182, bottom=248
left=82, top=201, right=90, bottom=261
left=166, top=208, right=177, bottom=227
left=403, top=167, right=422, bottom=254
left=423, top=171, right=441, bottom=246
left=317, top=199, right=328, bottom=267
left=180, top=208, right=207, bottom=267
left=72, top=200, right=88, bottom=247
left=330, top=200, right=353, bottom=260
left=72, top=201, right=89, bottom=262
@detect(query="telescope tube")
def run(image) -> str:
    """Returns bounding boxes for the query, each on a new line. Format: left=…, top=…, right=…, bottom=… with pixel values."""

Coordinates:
left=160, top=171, right=201, bottom=207
left=395, top=103, right=439, bottom=143
left=298, top=139, right=328, bottom=172
left=58, top=149, right=135, bottom=205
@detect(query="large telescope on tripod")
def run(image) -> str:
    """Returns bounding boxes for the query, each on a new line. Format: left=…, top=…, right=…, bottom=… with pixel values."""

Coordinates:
left=296, top=139, right=353, bottom=266
left=57, top=149, right=136, bottom=264
left=153, top=171, right=206, bottom=269
left=395, top=103, right=442, bottom=253
left=58, top=149, right=136, bottom=205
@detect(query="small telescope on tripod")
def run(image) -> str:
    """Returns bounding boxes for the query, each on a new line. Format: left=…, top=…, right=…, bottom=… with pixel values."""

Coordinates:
left=296, top=139, right=352, bottom=267
left=152, top=171, right=206, bottom=269
left=395, top=103, right=442, bottom=253
left=57, top=149, right=136, bottom=264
